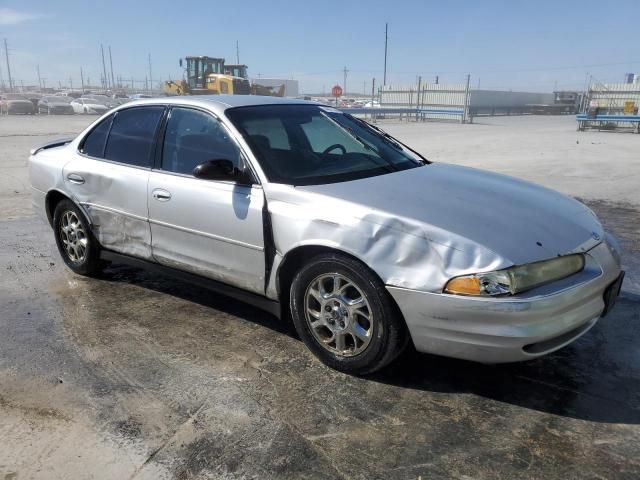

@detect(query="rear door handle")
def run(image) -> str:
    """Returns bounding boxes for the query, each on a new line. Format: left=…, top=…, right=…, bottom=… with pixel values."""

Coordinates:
left=67, top=173, right=85, bottom=185
left=152, top=188, right=172, bottom=201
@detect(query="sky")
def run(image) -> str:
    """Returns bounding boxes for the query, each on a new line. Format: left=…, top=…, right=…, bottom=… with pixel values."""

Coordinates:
left=1, top=0, right=640, bottom=94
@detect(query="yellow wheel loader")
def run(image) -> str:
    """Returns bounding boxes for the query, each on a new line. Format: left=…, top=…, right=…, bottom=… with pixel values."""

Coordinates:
left=163, top=56, right=284, bottom=97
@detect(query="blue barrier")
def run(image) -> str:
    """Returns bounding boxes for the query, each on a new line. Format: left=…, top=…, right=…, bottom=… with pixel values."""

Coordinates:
left=576, top=114, right=640, bottom=133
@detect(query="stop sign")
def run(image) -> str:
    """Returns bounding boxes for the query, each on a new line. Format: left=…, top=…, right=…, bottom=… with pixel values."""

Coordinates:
left=331, top=85, right=343, bottom=97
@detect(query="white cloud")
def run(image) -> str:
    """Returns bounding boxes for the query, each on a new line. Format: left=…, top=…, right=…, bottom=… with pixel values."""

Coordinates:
left=0, top=7, right=45, bottom=26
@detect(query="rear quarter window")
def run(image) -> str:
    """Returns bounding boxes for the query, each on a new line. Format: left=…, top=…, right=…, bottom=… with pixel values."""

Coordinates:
left=80, top=114, right=114, bottom=158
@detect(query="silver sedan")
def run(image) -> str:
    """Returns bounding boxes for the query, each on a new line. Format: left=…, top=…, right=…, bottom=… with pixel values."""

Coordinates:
left=28, top=96, right=624, bottom=374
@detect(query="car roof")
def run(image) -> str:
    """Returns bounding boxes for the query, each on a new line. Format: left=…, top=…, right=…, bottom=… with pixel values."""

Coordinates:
left=120, top=95, right=318, bottom=115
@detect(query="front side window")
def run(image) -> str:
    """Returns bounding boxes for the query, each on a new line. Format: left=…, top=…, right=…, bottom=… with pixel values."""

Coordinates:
left=161, top=107, right=244, bottom=176
left=80, top=114, right=114, bottom=158
left=226, top=104, right=425, bottom=185
left=104, top=107, right=164, bottom=167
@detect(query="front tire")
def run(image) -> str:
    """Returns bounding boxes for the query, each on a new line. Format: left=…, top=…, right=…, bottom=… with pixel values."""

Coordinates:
left=290, top=253, right=407, bottom=375
left=53, top=199, right=103, bottom=276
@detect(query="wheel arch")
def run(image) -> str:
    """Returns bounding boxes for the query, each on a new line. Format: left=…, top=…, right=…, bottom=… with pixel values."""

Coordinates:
left=45, top=190, right=92, bottom=229
left=276, top=244, right=407, bottom=327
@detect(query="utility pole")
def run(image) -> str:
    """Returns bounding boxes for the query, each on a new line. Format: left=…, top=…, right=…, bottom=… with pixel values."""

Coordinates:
left=37, top=65, right=42, bottom=91
left=109, top=46, right=115, bottom=89
left=80, top=67, right=85, bottom=92
left=236, top=40, right=240, bottom=64
left=4, top=38, right=14, bottom=92
left=69, top=77, right=73, bottom=90
left=383, top=23, right=388, bottom=86
left=371, top=77, right=376, bottom=122
left=343, top=66, right=348, bottom=96
left=416, top=75, right=422, bottom=121
left=148, top=54, right=153, bottom=93
left=100, top=44, right=108, bottom=89
left=463, top=73, right=471, bottom=124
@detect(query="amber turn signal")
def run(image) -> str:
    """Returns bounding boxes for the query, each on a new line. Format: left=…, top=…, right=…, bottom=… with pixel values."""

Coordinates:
left=444, top=276, right=482, bottom=295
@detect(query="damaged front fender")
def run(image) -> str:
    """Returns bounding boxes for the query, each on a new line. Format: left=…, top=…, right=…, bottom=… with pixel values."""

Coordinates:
left=263, top=183, right=510, bottom=299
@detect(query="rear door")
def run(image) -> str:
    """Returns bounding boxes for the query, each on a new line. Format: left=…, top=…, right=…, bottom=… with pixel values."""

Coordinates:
left=148, top=106, right=266, bottom=293
left=62, top=106, right=165, bottom=259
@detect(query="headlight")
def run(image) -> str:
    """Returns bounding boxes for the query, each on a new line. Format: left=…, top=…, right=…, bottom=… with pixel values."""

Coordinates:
left=444, top=254, right=585, bottom=296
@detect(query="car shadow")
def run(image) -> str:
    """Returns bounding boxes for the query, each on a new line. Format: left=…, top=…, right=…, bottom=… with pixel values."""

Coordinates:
left=98, top=264, right=640, bottom=425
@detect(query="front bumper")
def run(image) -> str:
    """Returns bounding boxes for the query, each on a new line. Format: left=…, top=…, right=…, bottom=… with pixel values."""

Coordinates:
left=387, top=241, right=622, bottom=363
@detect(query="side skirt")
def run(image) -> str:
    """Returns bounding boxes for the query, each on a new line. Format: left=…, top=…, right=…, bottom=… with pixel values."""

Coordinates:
left=100, top=250, right=282, bottom=319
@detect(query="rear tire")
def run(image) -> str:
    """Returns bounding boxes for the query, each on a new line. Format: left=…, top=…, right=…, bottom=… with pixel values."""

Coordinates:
left=53, top=199, right=103, bottom=276
left=290, top=253, right=407, bottom=375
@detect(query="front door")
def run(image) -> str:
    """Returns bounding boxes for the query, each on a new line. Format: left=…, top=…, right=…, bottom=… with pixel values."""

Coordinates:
left=148, top=106, right=266, bottom=293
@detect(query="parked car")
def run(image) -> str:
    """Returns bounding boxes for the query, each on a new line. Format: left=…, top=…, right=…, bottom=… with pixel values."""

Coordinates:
left=27, top=93, right=43, bottom=110
left=82, top=95, right=119, bottom=109
left=55, top=91, right=83, bottom=99
left=71, top=98, right=108, bottom=114
left=28, top=96, right=624, bottom=375
left=129, top=93, right=152, bottom=100
left=38, top=96, right=75, bottom=115
left=1, top=94, right=36, bottom=114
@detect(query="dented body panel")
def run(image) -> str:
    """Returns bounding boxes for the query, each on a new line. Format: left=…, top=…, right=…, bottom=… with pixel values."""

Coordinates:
left=263, top=163, right=603, bottom=296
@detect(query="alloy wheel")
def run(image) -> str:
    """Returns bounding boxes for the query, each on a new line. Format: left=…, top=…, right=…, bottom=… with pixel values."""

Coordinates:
left=59, top=211, right=88, bottom=262
left=304, top=273, right=373, bottom=357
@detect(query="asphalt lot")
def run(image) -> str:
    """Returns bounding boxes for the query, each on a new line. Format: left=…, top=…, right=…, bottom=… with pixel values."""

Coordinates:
left=1, top=114, right=639, bottom=479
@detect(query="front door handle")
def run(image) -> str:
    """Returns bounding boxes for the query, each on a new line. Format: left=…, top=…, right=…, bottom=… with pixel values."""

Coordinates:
left=152, top=188, right=172, bottom=201
left=67, top=173, right=85, bottom=185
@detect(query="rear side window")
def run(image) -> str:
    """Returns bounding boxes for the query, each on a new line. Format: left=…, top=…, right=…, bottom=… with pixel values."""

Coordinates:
left=80, top=114, right=113, bottom=158
left=104, top=107, right=164, bottom=167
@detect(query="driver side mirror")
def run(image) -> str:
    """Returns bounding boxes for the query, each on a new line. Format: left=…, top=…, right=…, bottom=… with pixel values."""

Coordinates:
left=192, top=159, right=253, bottom=184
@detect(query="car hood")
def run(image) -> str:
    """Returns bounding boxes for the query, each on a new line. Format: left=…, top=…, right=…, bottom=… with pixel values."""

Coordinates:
left=7, top=99, right=32, bottom=105
left=289, top=163, right=603, bottom=265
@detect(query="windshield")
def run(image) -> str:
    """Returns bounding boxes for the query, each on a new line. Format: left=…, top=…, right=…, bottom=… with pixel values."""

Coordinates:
left=226, top=104, right=426, bottom=185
